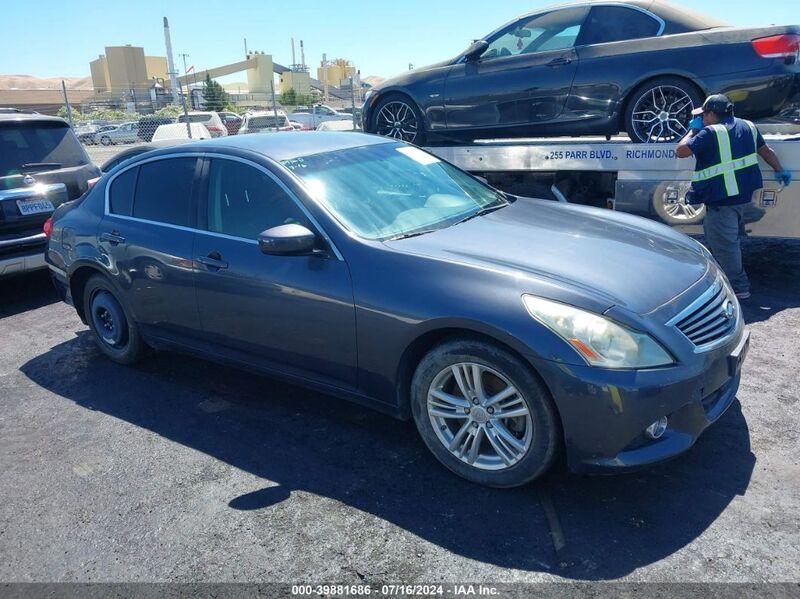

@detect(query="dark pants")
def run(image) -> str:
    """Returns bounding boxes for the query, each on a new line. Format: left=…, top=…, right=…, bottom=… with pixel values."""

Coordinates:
left=704, top=204, right=750, bottom=294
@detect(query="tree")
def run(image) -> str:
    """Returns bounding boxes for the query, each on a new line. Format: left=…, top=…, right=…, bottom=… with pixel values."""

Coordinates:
left=279, top=87, right=298, bottom=106
left=202, top=74, right=229, bottom=111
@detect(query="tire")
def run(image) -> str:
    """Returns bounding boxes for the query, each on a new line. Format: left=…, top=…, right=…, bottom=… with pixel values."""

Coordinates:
left=625, top=77, right=703, bottom=144
left=100, top=135, right=112, bottom=146
left=370, top=94, right=426, bottom=145
left=410, top=338, right=560, bottom=487
left=652, top=180, right=706, bottom=225
left=83, top=275, right=144, bottom=365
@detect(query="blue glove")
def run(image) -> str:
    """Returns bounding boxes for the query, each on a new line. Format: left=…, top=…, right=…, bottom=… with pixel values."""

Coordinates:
left=688, top=116, right=704, bottom=131
left=776, top=170, right=792, bottom=186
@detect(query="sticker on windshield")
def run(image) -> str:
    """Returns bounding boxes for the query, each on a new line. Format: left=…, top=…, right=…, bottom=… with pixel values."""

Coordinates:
left=396, top=146, right=440, bottom=166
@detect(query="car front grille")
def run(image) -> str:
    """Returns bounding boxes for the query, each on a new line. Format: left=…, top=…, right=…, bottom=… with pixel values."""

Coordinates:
left=671, top=277, right=738, bottom=350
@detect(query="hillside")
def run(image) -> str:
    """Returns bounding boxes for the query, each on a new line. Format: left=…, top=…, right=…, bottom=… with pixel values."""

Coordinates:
left=0, top=74, right=93, bottom=90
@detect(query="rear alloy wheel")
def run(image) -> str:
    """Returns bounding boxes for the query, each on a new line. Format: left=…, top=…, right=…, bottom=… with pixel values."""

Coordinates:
left=411, top=339, right=559, bottom=487
left=626, top=78, right=702, bottom=143
left=373, top=96, right=425, bottom=145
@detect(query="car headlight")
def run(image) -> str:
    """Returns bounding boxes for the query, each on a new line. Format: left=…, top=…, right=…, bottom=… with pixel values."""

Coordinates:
left=522, top=295, right=674, bottom=369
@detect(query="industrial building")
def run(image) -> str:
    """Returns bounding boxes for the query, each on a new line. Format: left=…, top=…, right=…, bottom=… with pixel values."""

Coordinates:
left=90, top=46, right=168, bottom=92
left=317, top=58, right=357, bottom=88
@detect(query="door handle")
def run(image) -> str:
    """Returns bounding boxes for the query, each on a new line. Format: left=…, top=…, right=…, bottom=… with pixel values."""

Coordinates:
left=197, top=252, right=229, bottom=271
left=547, top=56, right=573, bottom=66
left=100, top=231, right=125, bottom=245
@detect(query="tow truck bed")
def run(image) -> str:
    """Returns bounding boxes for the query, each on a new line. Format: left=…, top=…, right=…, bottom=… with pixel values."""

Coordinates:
left=425, top=132, right=800, bottom=238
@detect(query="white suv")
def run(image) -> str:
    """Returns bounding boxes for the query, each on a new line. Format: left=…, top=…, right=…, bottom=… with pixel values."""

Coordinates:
left=238, top=111, right=293, bottom=134
left=177, top=111, right=228, bottom=137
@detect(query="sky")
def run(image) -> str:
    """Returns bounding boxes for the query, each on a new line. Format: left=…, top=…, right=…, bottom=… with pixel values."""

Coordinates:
left=1, top=0, right=796, bottom=83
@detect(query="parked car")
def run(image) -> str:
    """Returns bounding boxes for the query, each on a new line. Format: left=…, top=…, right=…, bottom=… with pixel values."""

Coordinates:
left=363, top=0, right=800, bottom=144
left=77, top=125, right=115, bottom=145
left=218, top=111, right=243, bottom=135
left=151, top=122, right=211, bottom=142
left=238, top=111, right=293, bottom=134
left=177, top=111, right=228, bottom=137
left=46, top=132, right=748, bottom=487
left=289, top=104, right=349, bottom=130
left=1, top=113, right=99, bottom=276
left=94, top=122, right=139, bottom=146
left=316, top=119, right=357, bottom=131
left=137, top=116, right=176, bottom=142
left=289, top=121, right=305, bottom=131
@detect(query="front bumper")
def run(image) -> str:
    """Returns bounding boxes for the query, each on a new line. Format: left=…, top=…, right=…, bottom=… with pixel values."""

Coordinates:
left=528, top=328, right=750, bottom=474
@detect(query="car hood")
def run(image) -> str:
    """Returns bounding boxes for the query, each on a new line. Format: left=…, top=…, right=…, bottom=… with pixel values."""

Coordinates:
left=374, top=58, right=456, bottom=90
left=386, top=199, right=710, bottom=315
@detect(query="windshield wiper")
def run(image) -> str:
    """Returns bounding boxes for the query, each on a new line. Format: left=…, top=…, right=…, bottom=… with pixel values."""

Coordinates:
left=453, top=202, right=508, bottom=226
left=387, top=229, right=440, bottom=241
left=21, top=162, right=62, bottom=172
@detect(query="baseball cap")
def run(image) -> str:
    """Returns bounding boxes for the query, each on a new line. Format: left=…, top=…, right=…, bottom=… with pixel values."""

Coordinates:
left=692, top=94, right=734, bottom=116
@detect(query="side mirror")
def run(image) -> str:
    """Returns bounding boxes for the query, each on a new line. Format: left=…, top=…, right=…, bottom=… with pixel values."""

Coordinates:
left=258, top=224, right=317, bottom=256
left=463, top=40, right=489, bottom=62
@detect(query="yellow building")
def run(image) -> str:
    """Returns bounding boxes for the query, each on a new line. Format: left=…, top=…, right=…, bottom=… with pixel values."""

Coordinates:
left=280, top=70, right=311, bottom=96
left=90, top=46, right=169, bottom=93
left=317, top=59, right=357, bottom=88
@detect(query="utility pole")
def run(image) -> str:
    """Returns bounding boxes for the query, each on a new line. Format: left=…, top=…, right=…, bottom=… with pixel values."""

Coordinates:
left=61, top=80, right=74, bottom=127
left=322, top=53, right=329, bottom=103
left=179, top=53, right=190, bottom=97
left=270, top=79, right=280, bottom=131
left=349, top=76, right=356, bottom=130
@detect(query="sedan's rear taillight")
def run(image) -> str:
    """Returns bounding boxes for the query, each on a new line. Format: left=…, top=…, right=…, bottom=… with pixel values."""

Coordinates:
left=43, top=217, right=53, bottom=239
left=207, top=126, right=224, bottom=135
left=752, top=34, right=800, bottom=59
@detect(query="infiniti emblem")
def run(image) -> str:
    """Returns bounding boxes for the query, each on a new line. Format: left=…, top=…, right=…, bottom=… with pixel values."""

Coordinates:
left=723, top=299, right=735, bottom=320
left=23, top=174, right=36, bottom=186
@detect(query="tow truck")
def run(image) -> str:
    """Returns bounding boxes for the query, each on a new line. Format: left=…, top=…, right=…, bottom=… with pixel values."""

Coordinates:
left=425, top=128, right=800, bottom=239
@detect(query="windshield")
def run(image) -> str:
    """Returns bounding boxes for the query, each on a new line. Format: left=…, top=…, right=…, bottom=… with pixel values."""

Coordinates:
left=0, top=122, right=87, bottom=178
left=247, top=115, right=288, bottom=128
left=282, top=142, right=507, bottom=240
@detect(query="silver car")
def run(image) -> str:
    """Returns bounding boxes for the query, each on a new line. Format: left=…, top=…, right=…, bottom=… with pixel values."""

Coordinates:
left=94, top=122, right=139, bottom=146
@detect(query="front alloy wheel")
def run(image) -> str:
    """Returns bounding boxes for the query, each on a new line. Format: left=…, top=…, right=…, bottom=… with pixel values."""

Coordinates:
left=428, top=363, right=533, bottom=470
left=374, top=100, right=421, bottom=143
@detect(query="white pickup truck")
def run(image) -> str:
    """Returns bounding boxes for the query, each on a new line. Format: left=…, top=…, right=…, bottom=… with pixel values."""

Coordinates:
left=288, top=105, right=349, bottom=130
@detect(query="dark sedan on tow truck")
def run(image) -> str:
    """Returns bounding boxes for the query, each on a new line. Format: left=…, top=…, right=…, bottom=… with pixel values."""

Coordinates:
left=364, top=0, right=800, bottom=144
left=46, top=132, right=748, bottom=487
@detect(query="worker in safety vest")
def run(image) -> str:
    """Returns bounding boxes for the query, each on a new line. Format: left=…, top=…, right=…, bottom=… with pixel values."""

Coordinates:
left=677, top=94, right=792, bottom=300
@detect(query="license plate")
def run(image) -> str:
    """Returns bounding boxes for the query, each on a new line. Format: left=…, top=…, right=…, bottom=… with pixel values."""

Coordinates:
left=16, top=198, right=55, bottom=216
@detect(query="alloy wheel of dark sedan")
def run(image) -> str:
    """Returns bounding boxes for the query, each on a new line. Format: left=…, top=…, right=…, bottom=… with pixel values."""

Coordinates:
left=374, top=100, right=420, bottom=143
left=630, top=85, right=694, bottom=143
left=428, top=362, right=533, bottom=470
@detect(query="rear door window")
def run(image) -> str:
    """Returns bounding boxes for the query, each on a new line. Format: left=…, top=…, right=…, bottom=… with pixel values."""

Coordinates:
left=577, top=6, right=662, bottom=45
left=0, top=122, right=87, bottom=177
left=132, top=158, right=197, bottom=227
left=109, top=166, right=138, bottom=216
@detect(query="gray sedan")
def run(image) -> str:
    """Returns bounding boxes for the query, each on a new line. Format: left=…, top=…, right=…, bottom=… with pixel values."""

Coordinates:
left=94, top=122, right=139, bottom=146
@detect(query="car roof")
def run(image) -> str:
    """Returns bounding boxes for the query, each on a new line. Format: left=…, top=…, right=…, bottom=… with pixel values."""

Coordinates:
left=0, top=113, right=69, bottom=125
left=157, top=131, right=394, bottom=162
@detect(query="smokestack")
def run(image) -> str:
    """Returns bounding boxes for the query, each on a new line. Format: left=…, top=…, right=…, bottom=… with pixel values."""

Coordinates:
left=300, top=40, right=306, bottom=69
left=163, top=17, right=181, bottom=105
left=291, top=38, right=296, bottom=67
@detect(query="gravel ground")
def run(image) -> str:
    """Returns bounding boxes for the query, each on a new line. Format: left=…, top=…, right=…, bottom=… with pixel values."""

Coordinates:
left=0, top=238, right=798, bottom=585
